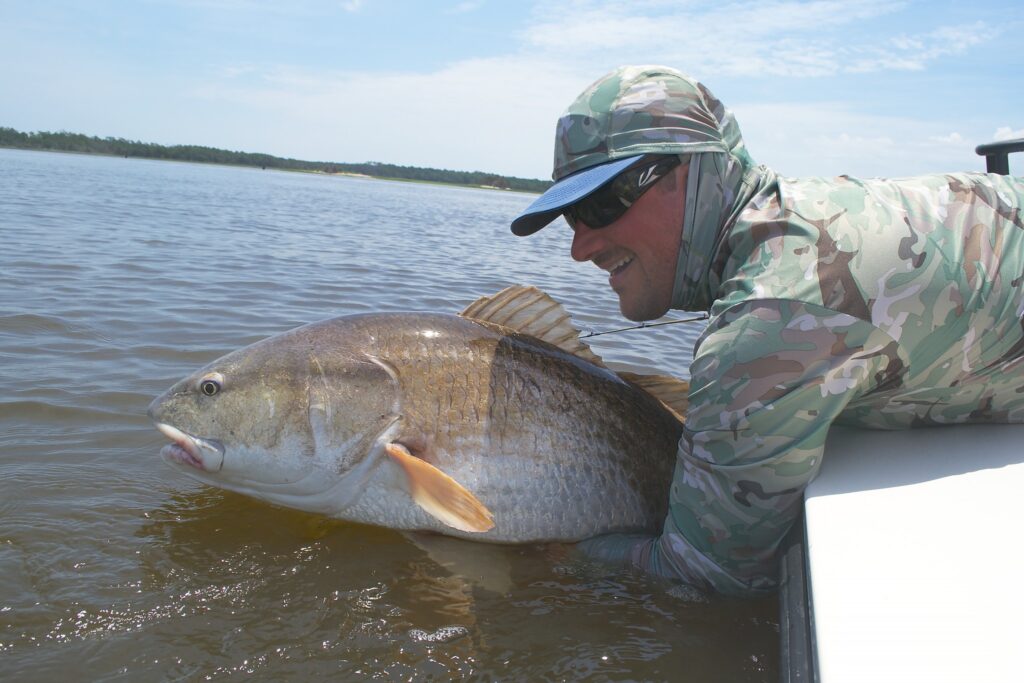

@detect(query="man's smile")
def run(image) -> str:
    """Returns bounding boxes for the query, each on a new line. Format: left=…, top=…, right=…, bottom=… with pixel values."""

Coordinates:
left=596, top=252, right=635, bottom=275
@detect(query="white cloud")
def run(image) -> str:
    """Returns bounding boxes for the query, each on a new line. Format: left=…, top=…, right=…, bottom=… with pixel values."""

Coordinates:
left=994, top=127, right=1024, bottom=141
left=521, top=1, right=992, bottom=77
left=188, top=51, right=996, bottom=180
left=12, top=0, right=1003, bottom=180
left=734, top=102, right=989, bottom=177
left=179, top=1, right=1006, bottom=179
left=219, top=64, right=258, bottom=79
left=168, top=0, right=309, bottom=11
left=446, top=1, right=483, bottom=13
left=189, top=56, right=585, bottom=178
left=928, top=132, right=967, bottom=146
left=848, top=23, right=988, bottom=72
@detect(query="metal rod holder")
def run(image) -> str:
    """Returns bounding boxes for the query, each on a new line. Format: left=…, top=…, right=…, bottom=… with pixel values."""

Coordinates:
left=975, top=138, right=1024, bottom=175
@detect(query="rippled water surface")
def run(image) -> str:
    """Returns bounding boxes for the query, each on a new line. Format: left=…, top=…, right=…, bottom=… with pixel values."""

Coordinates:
left=0, top=148, right=777, bottom=680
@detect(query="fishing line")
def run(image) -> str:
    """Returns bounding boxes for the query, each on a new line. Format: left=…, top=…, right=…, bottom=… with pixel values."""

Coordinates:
left=580, top=314, right=709, bottom=339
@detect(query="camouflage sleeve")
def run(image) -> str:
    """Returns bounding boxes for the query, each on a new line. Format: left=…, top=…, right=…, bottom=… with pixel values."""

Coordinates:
left=580, top=298, right=906, bottom=594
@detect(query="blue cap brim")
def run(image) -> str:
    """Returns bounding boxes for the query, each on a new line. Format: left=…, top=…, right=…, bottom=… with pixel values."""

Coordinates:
left=510, top=155, right=642, bottom=236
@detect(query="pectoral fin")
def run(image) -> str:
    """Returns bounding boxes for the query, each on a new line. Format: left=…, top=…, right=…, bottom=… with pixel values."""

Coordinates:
left=385, top=442, right=495, bottom=533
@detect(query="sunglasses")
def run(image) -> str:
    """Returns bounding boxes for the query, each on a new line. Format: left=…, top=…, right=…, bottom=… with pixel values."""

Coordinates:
left=564, top=155, right=682, bottom=229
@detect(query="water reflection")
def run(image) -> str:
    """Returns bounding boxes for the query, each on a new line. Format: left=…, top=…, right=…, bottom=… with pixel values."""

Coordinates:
left=126, top=488, right=778, bottom=680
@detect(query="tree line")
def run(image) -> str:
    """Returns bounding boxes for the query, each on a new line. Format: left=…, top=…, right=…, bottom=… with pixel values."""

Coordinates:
left=0, top=127, right=551, bottom=193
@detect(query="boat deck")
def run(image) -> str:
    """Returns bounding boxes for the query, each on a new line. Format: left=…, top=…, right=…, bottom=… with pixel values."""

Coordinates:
left=781, top=423, right=1024, bottom=682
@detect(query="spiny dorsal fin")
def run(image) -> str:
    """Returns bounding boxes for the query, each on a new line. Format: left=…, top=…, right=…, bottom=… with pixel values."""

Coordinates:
left=617, top=372, right=690, bottom=423
left=460, top=285, right=605, bottom=368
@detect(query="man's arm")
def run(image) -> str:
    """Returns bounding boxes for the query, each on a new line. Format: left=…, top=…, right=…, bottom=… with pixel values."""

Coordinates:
left=581, top=299, right=904, bottom=594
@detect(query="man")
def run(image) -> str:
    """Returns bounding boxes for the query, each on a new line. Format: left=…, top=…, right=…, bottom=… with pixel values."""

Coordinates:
left=510, top=65, right=1024, bottom=595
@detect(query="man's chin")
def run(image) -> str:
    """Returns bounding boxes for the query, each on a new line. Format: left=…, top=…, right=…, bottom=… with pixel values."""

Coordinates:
left=617, top=296, right=670, bottom=322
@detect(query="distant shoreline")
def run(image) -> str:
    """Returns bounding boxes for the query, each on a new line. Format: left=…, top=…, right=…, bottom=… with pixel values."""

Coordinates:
left=0, top=126, right=551, bottom=195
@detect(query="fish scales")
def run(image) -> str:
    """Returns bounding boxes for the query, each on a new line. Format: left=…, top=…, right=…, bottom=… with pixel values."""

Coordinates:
left=150, top=304, right=684, bottom=542
left=371, top=315, right=679, bottom=539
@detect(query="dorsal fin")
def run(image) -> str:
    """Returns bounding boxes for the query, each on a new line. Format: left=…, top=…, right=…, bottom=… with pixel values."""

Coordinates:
left=460, top=285, right=605, bottom=368
left=617, top=372, right=690, bottom=423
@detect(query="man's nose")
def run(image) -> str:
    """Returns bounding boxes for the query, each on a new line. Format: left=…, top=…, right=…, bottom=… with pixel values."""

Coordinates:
left=570, top=221, right=605, bottom=262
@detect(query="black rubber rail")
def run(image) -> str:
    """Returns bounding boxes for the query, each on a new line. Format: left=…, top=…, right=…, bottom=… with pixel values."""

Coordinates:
left=976, top=138, right=1024, bottom=175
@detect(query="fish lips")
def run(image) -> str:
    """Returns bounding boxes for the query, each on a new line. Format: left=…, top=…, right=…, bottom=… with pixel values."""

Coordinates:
left=154, top=422, right=225, bottom=473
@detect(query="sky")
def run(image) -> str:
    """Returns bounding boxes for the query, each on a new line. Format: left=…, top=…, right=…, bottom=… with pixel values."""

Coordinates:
left=2, top=0, right=1022, bottom=180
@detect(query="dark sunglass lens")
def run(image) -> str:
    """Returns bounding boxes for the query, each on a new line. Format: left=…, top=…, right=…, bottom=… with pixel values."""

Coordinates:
left=571, top=189, right=628, bottom=228
left=567, top=156, right=680, bottom=229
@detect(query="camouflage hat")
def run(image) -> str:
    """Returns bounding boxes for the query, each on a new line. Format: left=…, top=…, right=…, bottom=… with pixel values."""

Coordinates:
left=511, top=65, right=736, bottom=236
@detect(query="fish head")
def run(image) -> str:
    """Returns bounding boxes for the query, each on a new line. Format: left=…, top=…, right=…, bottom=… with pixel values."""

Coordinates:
left=148, top=323, right=400, bottom=513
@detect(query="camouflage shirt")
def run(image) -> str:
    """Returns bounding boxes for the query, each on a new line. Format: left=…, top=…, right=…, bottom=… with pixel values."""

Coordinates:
left=572, top=67, right=1024, bottom=595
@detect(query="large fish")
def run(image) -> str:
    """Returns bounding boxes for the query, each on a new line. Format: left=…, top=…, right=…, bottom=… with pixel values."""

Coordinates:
left=148, top=286, right=688, bottom=542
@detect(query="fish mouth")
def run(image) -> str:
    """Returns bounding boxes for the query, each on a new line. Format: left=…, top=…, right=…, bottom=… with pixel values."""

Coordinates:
left=154, top=422, right=225, bottom=472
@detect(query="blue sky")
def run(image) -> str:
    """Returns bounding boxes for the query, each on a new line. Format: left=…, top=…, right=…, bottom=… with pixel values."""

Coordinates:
left=2, top=0, right=1022, bottom=179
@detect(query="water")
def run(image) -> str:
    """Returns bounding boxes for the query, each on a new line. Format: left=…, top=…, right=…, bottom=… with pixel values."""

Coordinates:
left=0, top=148, right=777, bottom=680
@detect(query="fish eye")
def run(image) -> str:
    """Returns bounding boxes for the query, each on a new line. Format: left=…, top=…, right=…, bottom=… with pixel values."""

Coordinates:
left=197, top=372, right=224, bottom=396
